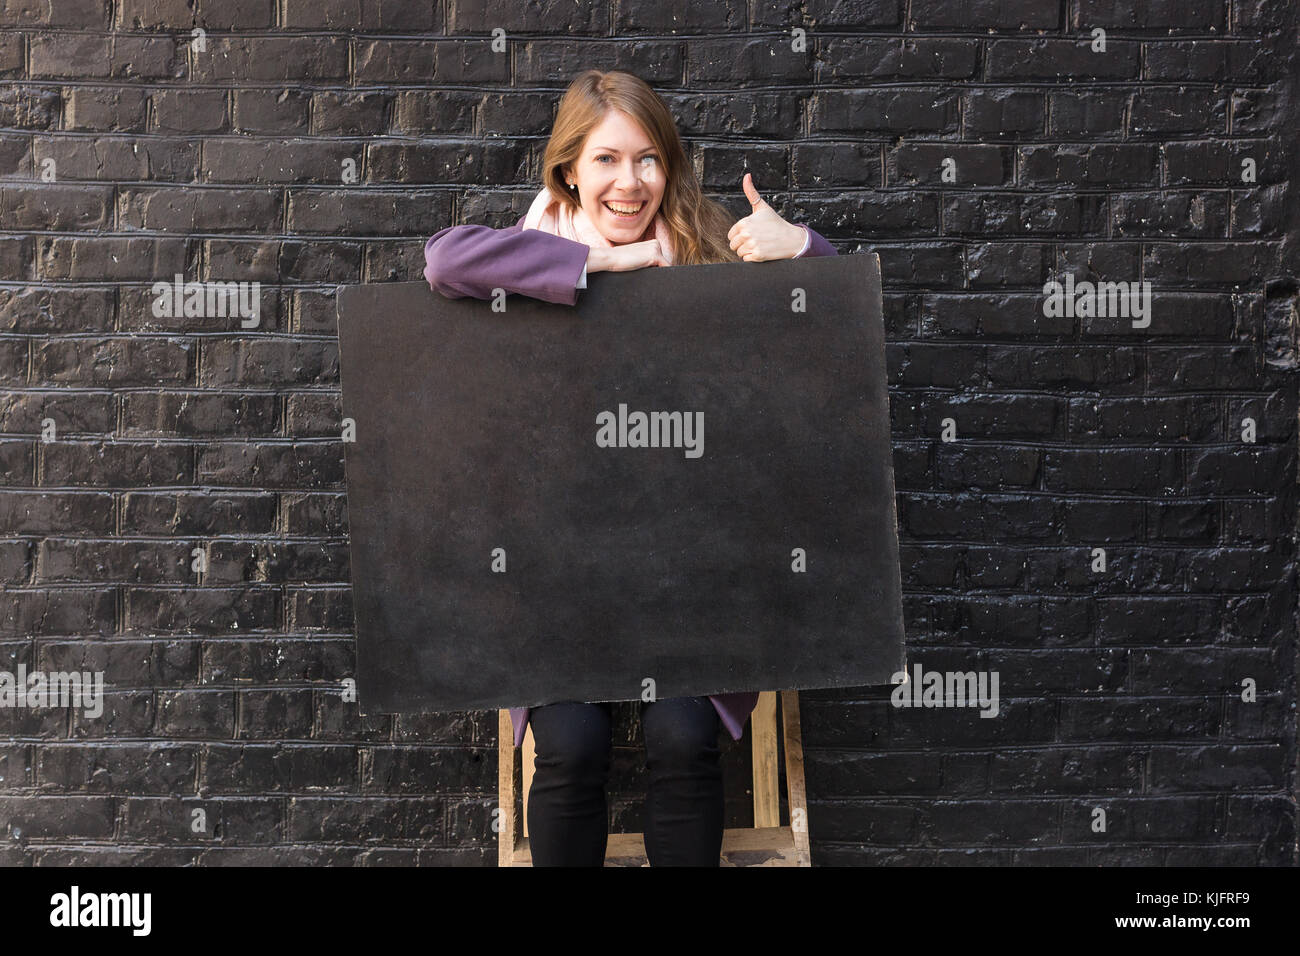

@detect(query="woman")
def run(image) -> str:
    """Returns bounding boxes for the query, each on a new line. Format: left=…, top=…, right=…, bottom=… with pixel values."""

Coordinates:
left=423, top=70, right=838, bottom=866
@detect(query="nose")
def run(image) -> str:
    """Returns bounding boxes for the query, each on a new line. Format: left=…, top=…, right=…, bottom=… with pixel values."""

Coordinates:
left=614, top=159, right=643, bottom=189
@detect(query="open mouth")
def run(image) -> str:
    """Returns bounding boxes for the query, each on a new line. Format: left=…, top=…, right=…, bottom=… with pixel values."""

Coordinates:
left=602, top=200, right=646, bottom=219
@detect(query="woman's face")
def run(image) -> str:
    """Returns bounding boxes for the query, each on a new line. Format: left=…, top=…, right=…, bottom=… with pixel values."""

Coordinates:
left=564, top=110, right=667, bottom=245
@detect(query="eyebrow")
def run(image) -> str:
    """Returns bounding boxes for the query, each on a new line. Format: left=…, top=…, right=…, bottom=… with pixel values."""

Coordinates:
left=590, top=146, right=658, bottom=154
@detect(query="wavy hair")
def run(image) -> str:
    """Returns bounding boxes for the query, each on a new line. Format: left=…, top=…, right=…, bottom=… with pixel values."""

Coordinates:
left=539, top=70, right=741, bottom=266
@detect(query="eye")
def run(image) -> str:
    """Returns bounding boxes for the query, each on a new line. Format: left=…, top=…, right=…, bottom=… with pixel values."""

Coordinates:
left=642, top=155, right=657, bottom=164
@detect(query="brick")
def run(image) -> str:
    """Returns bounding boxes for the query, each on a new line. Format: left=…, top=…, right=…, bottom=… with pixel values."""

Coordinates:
left=199, top=0, right=275, bottom=30
left=195, top=442, right=344, bottom=488
left=32, top=337, right=191, bottom=386
left=203, top=743, right=355, bottom=792
left=121, top=491, right=277, bottom=535
left=39, top=638, right=199, bottom=686
left=944, top=193, right=1108, bottom=236
left=357, top=38, right=514, bottom=84
left=283, top=0, right=439, bottom=30
left=204, top=542, right=349, bottom=585
left=311, top=91, right=392, bottom=136
left=119, top=795, right=281, bottom=842
left=0, top=286, right=115, bottom=332
left=118, top=186, right=281, bottom=232
left=920, top=293, right=1072, bottom=337
left=751, top=0, right=902, bottom=29
left=32, top=135, right=200, bottom=181
left=124, top=587, right=277, bottom=633
left=963, top=90, right=1044, bottom=139
left=0, top=87, right=61, bottom=134
left=286, top=189, right=434, bottom=235
left=41, top=440, right=193, bottom=486
left=29, top=34, right=180, bottom=80
left=1231, top=89, right=1285, bottom=134
left=987, top=39, right=1140, bottom=80
left=813, top=89, right=961, bottom=135
left=821, top=37, right=980, bottom=80
left=1143, top=242, right=1277, bottom=285
left=286, top=795, right=444, bottom=841
left=0, top=86, right=60, bottom=129
left=151, top=89, right=227, bottom=133
left=911, top=0, right=1059, bottom=29
left=1144, top=40, right=1273, bottom=83
left=288, top=586, right=351, bottom=630
left=199, top=339, right=338, bottom=387
left=35, top=743, right=198, bottom=792
left=116, top=0, right=198, bottom=30
left=1111, top=191, right=1228, bottom=239
left=888, top=144, right=1011, bottom=186
left=990, top=748, right=1141, bottom=792
left=0, top=796, right=116, bottom=840
left=64, top=87, right=147, bottom=131
left=0, top=32, right=23, bottom=75
left=393, top=89, right=479, bottom=135
left=1018, top=144, right=1158, bottom=187
left=790, top=141, right=883, bottom=188
left=1073, top=0, right=1228, bottom=29
left=366, top=141, right=529, bottom=185
left=201, top=139, right=358, bottom=184
left=0, top=491, right=115, bottom=534
left=122, top=391, right=280, bottom=438
left=232, top=89, right=310, bottom=135
left=1047, top=91, right=1126, bottom=137
left=966, top=242, right=1051, bottom=287
left=285, top=391, right=341, bottom=437
left=190, top=37, right=348, bottom=82
left=1129, top=89, right=1228, bottom=136
left=514, top=40, right=677, bottom=86
left=38, top=237, right=193, bottom=281
left=235, top=689, right=315, bottom=739
left=1164, top=139, right=1282, bottom=185
left=0, top=389, right=115, bottom=433
left=0, top=588, right=115, bottom=638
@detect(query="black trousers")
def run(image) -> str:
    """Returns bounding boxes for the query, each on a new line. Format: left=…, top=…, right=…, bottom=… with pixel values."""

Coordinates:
left=526, top=696, right=724, bottom=866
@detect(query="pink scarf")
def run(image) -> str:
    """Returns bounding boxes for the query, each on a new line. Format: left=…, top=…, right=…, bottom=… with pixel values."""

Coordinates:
left=520, top=186, right=675, bottom=264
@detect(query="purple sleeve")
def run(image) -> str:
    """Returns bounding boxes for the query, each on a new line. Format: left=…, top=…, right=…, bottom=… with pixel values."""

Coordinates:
left=794, top=223, right=837, bottom=259
left=423, top=216, right=591, bottom=306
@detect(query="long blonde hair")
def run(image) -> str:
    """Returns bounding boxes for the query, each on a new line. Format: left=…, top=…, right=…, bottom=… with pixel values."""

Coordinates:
left=540, top=70, right=741, bottom=266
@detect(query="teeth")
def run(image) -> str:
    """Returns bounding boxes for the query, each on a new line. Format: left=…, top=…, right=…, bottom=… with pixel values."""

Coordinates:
left=604, top=201, right=644, bottom=215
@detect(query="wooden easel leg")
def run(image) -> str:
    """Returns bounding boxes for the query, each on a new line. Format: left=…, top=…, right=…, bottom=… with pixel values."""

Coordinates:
left=780, top=691, right=811, bottom=867
left=497, top=709, right=517, bottom=867
left=751, top=691, right=780, bottom=828
left=522, top=725, right=536, bottom=839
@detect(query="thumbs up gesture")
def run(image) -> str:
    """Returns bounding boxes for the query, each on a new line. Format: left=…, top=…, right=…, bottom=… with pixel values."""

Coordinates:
left=727, top=173, right=808, bottom=262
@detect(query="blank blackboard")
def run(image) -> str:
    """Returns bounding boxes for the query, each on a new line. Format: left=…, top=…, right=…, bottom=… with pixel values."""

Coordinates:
left=336, top=253, right=905, bottom=715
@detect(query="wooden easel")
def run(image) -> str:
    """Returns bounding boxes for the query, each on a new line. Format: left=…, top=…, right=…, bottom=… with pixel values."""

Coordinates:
left=497, top=690, right=811, bottom=866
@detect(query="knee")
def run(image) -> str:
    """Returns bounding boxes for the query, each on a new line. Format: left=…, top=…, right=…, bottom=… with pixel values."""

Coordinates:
left=532, top=705, right=611, bottom=782
left=642, top=698, right=720, bottom=770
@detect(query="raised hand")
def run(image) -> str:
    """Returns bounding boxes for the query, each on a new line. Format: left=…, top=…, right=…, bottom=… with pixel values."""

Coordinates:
left=727, top=173, right=807, bottom=262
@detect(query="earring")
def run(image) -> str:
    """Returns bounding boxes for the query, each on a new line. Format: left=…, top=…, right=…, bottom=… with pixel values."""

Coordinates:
left=568, top=182, right=576, bottom=190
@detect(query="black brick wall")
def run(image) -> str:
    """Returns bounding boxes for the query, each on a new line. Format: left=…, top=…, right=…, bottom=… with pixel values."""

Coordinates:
left=1, top=0, right=1296, bottom=865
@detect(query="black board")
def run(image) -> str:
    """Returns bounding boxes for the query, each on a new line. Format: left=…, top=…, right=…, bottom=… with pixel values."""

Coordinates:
left=335, top=253, right=905, bottom=715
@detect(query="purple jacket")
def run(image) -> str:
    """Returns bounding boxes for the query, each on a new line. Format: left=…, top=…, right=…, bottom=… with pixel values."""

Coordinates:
left=423, top=214, right=839, bottom=746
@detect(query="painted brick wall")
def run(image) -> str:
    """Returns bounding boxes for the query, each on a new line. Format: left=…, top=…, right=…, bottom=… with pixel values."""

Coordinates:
left=0, top=0, right=1296, bottom=865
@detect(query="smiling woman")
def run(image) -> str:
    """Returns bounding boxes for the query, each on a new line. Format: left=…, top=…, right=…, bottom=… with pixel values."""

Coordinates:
left=565, top=109, right=669, bottom=243
left=422, top=69, right=837, bottom=307
left=419, top=68, right=838, bottom=867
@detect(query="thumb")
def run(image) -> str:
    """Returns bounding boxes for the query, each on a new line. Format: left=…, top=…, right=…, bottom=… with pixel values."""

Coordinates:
left=742, top=172, right=767, bottom=210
